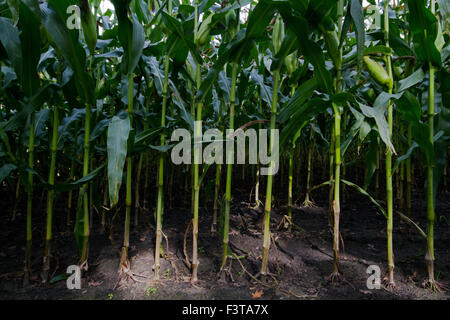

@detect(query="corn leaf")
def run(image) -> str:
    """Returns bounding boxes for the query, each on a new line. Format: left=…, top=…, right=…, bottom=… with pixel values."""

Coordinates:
left=107, top=115, right=131, bottom=207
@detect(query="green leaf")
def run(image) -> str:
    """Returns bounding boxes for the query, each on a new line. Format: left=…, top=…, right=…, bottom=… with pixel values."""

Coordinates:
left=79, top=0, right=97, bottom=55
left=49, top=273, right=70, bottom=284
left=341, top=179, right=386, bottom=218
left=246, top=0, right=276, bottom=40
left=0, top=163, right=17, bottom=183
left=397, top=67, right=425, bottom=92
left=284, top=16, right=333, bottom=93
left=107, top=115, right=131, bottom=207
left=0, top=17, right=22, bottom=81
left=196, top=29, right=246, bottom=101
left=395, top=91, right=421, bottom=123
left=358, top=94, right=398, bottom=154
left=364, top=45, right=393, bottom=56
left=367, top=31, right=414, bottom=57
left=42, top=0, right=95, bottom=105
left=406, top=0, right=442, bottom=67
left=363, top=135, right=378, bottom=190
left=146, top=56, right=164, bottom=95
left=160, top=12, right=202, bottom=64
left=128, top=13, right=145, bottom=75
left=271, top=30, right=298, bottom=71
left=280, top=97, right=329, bottom=148
left=349, top=0, right=365, bottom=73
left=2, top=84, right=55, bottom=132
left=278, top=77, right=319, bottom=123
left=134, top=127, right=162, bottom=145
left=437, top=0, right=450, bottom=26
left=18, top=1, right=41, bottom=97
left=250, top=69, right=272, bottom=106
left=393, top=141, right=418, bottom=173
left=49, top=164, right=106, bottom=192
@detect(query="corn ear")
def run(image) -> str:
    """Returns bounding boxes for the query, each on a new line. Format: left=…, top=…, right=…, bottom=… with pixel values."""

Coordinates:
left=195, top=13, right=214, bottom=47
left=323, top=30, right=340, bottom=68
left=363, top=56, right=391, bottom=87
left=225, top=9, right=239, bottom=39
left=79, top=0, right=97, bottom=55
left=285, top=52, right=298, bottom=75
left=272, top=16, right=284, bottom=55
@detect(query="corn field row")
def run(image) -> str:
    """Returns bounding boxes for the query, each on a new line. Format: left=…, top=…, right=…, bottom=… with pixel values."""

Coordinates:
left=0, top=0, right=449, bottom=293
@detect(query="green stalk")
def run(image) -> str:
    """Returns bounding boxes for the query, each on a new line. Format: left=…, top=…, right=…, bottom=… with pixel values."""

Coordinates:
left=329, top=0, right=344, bottom=277
left=79, top=101, right=91, bottom=267
left=120, top=74, right=134, bottom=268
left=77, top=43, right=97, bottom=269
left=143, top=77, right=153, bottom=210
left=287, top=86, right=296, bottom=217
left=399, top=122, right=405, bottom=210
left=255, top=96, right=263, bottom=206
left=288, top=146, right=293, bottom=217
left=191, top=0, right=201, bottom=282
left=154, top=52, right=170, bottom=280
left=191, top=70, right=202, bottom=282
left=134, top=153, right=143, bottom=226
left=260, top=69, right=280, bottom=276
left=212, top=164, right=221, bottom=232
left=212, top=102, right=223, bottom=233
left=328, top=126, right=335, bottom=228
left=24, top=115, right=35, bottom=284
left=122, top=157, right=132, bottom=259
left=67, top=127, right=77, bottom=228
left=220, top=62, right=238, bottom=271
left=406, top=123, right=412, bottom=217
left=332, top=104, right=341, bottom=275
left=43, top=104, right=59, bottom=280
left=384, top=0, right=395, bottom=286
left=304, top=127, right=314, bottom=206
left=11, top=175, right=20, bottom=221
left=425, top=0, right=436, bottom=286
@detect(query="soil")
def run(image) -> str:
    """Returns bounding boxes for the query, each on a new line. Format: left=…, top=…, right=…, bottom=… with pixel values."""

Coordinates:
left=0, top=184, right=449, bottom=300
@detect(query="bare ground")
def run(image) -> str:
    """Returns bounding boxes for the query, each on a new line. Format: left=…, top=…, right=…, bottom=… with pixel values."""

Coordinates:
left=0, top=187, right=449, bottom=300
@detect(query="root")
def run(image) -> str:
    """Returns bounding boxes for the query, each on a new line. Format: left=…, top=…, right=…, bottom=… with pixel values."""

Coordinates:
left=161, top=230, right=180, bottom=281
left=270, top=234, right=281, bottom=274
left=422, top=279, right=450, bottom=293
left=384, top=281, right=396, bottom=292
left=326, top=270, right=342, bottom=283
left=277, top=215, right=293, bottom=230
left=302, top=195, right=316, bottom=208
left=114, top=247, right=148, bottom=290
left=22, top=270, right=30, bottom=287
left=231, top=252, right=278, bottom=288
left=79, top=259, right=88, bottom=272
left=254, top=271, right=279, bottom=285
left=382, top=271, right=396, bottom=291
left=250, top=199, right=263, bottom=210
left=326, top=270, right=355, bottom=289
left=217, top=259, right=235, bottom=283
left=231, top=252, right=317, bottom=299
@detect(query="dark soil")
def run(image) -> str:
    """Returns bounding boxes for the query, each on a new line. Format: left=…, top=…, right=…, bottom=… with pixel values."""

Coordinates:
left=0, top=185, right=449, bottom=300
